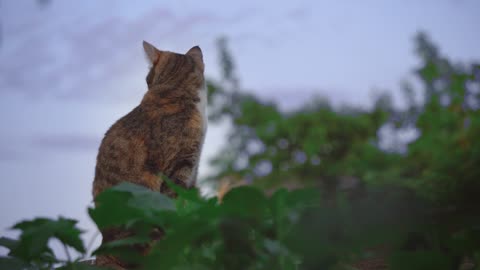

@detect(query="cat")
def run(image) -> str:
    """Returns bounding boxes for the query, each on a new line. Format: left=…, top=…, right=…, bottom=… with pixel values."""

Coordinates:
left=92, top=41, right=207, bottom=269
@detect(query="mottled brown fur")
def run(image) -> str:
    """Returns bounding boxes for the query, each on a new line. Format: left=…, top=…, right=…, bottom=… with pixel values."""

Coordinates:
left=92, top=41, right=206, bottom=269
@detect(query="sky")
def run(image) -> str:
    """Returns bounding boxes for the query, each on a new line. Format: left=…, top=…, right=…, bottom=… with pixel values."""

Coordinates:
left=0, top=0, right=479, bottom=257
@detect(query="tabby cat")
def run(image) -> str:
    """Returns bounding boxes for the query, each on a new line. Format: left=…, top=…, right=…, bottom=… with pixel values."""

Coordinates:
left=92, top=41, right=207, bottom=269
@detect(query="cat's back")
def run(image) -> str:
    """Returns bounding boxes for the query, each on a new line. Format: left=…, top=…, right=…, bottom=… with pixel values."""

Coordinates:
left=93, top=106, right=151, bottom=196
left=93, top=99, right=201, bottom=196
left=93, top=41, right=206, bottom=198
left=92, top=41, right=207, bottom=269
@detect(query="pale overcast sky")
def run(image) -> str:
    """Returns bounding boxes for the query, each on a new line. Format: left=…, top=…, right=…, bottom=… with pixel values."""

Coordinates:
left=0, top=0, right=479, bottom=257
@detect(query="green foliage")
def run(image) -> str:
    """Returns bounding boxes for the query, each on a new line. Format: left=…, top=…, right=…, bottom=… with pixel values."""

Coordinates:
left=0, top=217, right=101, bottom=270
left=389, top=251, right=454, bottom=270
left=3, top=181, right=479, bottom=269
left=2, top=32, right=480, bottom=269
left=204, top=32, right=480, bottom=269
left=0, top=182, right=323, bottom=269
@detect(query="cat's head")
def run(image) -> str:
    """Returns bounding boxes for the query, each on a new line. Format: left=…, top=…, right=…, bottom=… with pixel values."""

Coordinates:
left=143, top=41, right=205, bottom=95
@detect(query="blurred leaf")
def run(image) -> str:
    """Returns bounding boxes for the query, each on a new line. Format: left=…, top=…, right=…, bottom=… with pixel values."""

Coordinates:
left=0, top=257, right=32, bottom=270
left=0, top=237, right=19, bottom=251
left=89, top=182, right=175, bottom=229
left=389, top=251, right=454, bottom=270
left=98, top=235, right=151, bottom=249
left=57, top=262, right=109, bottom=270
left=10, top=217, right=85, bottom=261
left=221, top=186, right=268, bottom=219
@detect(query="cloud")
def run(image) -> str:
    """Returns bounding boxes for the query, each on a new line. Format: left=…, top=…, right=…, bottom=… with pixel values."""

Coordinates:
left=286, top=7, right=310, bottom=22
left=0, top=147, right=22, bottom=162
left=31, top=134, right=101, bottom=152
left=0, top=4, right=256, bottom=101
left=252, top=85, right=373, bottom=111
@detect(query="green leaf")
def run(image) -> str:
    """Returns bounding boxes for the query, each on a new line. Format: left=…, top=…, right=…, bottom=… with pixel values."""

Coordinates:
left=162, top=177, right=204, bottom=204
left=127, top=190, right=175, bottom=213
left=89, top=182, right=175, bottom=229
left=89, top=189, right=139, bottom=228
left=0, top=237, right=19, bottom=251
left=53, top=218, right=86, bottom=254
left=110, top=182, right=175, bottom=211
left=9, top=217, right=85, bottom=261
left=144, top=219, right=217, bottom=269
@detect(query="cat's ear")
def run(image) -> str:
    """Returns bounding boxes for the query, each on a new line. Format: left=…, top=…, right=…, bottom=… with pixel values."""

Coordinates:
left=143, top=40, right=160, bottom=64
left=186, top=46, right=204, bottom=71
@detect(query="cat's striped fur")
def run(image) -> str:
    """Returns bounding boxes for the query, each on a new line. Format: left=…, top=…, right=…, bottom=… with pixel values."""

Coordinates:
left=92, top=41, right=207, bottom=269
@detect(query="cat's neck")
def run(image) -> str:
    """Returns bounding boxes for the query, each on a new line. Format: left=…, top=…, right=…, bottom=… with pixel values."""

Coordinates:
left=142, top=91, right=176, bottom=105
left=141, top=88, right=196, bottom=109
